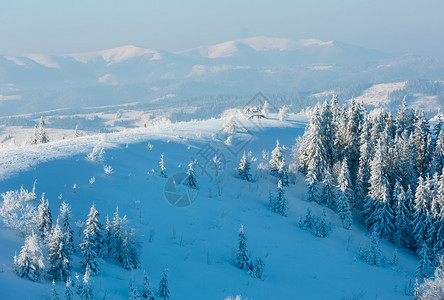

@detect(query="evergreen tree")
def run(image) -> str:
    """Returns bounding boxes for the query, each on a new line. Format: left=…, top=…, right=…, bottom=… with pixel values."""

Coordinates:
left=185, top=162, right=198, bottom=189
left=58, top=201, right=74, bottom=255
left=336, top=159, right=353, bottom=229
left=37, top=193, right=53, bottom=241
left=302, top=207, right=315, bottom=230
left=277, top=157, right=289, bottom=186
left=413, top=110, right=431, bottom=175
left=120, top=236, right=136, bottom=270
left=129, top=277, right=141, bottom=300
left=13, top=232, right=45, bottom=281
left=304, top=107, right=328, bottom=182
left=50, top=280, right=59, bottom=300
left=262, top=101, right=270, bottom=118
left=64, top=277, right=73, bottom=300
left=356, top=118, right=372, bottom=209
left=431, top=128, right=444, bottom=175
left=320, top=100, right=335, bottom=167
left=81, top=266, right=93, bottom=300
left=360, top=231, right=382, bottom=266
left=80, top=203, right=102, bottom=275
left=413, top=176, right=431, bottom=250
left=159, top=154, right=167, bottom=178
left=314, top=215, right=329, bottom=238
left=395, top=97, right=412, bottom=136
left=103, top=216, right=112, bottom=256
left=157, top=269, right=170, bottom=300
left=269, top=140, right=284, bottom=177
left=270, top=180, right=288, bottom=216
left=393, top=181, right=411, bottom=248
left=110, top=207, right=122, bottom=260
left=416, top=242, right=433, bottom=278
left=344, top=100, right=363, bottom=186
left=306, top=169, right=319, bottom=203
left=238, top=152, right=252, bottom=181
left=362, top=141, right=395, bottom=238
left=252, top=258, right=265, bottom=279
left=34, top=116, right=49, bottom=144
left=321, top=167, right=336, bottom=206
left=74, top=125, right=82, bottom=138
left=141, top=270, right=155, bottom=300
left=48, top=223, right=71, bottom=281
left=236, top=225, right=249, bottom=270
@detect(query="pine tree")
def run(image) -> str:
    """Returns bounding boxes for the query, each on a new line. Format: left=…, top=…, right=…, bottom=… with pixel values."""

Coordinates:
left=344, top=100, right=363, bottom=186
left=304, top=107, right=328, bottom=182
left=362, top=141, right=395, bottom=238
left=395, top=97, right=412, bottom=136
left=110, top=207, right=122, bottom=260
left=270, top=180, right=288, bottom=217
left=413, top=110, right=431, bottom=175
left=74, top=125, right=82, bottom=138
left=360, top=231, right=382, bottom=266
left=416, top=242, right=433, bottom=278
left=321, top=167, right=336, bottom=206
left=34, top=116, right=49, bottom=144
left=238, top=152, right=252, bottom=181
left=80, top=203, right=102, bottom=275
left=262, top=101, right=269, bottom=118
left=129, top=277, right=141, bottom=300
left=158, top=269, right=170, bottom=300
left=120, top=236, right=135, bottom=270
left=393, top=181, right=411, bottom=248
left=306, top=169, right=319, bottom=203
left=185, top=162, right=198, bottom=189
left=37, top=193, right=53, bottom=241
left=13, top=232, right=45, bottom=281
left=65, top=277, right=73, bottom=300
left=159, top=154, right=167, bottom=178
left=81, top=266, right=93, bottom=300
left=314, top=215, right=329, bottom=238
left=277, top=157, right=289, bottom=187
left=236, top=225, right=249, bottom=270
left=103, top=216, right=112, bottom=256
left=48, top=223, right=71, bottom=281
left=320, top=100, right=335, bottom=167
left=252, top=258, right=265, bottom=279
left=431, top=127, right=444, bottom=175
left=58, top=201, right=74, bottom=255
left=336, top=159, right=353, bottom=229
left=302, top=207, right=315, bottom=230
left=50, top=280, right=59, bottom=300
left=141, top=270, right=155, bottom=300
left=269, top=140, right=284, bottom=177
left=413, top=176, right=431, bottom=250
left=356, top=118, right=372, bottom=209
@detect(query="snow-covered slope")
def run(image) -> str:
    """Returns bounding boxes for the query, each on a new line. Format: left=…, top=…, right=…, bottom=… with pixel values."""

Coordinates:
left=0, top=115, right=418, bottom=299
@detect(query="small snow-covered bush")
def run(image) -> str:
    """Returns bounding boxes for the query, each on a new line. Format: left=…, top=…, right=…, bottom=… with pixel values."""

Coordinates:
left=87, top=134, right=106, bottom=161
left=104, top=165, right=113, bottom=175
left=0, top=185, right=38, bottom=236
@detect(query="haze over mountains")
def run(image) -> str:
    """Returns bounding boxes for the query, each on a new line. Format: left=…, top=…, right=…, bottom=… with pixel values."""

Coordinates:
left=0, top=36, right=443, bottom=118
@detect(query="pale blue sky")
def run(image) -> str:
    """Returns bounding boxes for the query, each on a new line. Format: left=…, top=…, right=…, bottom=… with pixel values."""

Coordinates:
left=0, top=0, right=443, bottom=57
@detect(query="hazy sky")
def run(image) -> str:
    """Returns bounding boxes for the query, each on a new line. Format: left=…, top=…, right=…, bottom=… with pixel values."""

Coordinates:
left=0, top=0, right=443, bottom=57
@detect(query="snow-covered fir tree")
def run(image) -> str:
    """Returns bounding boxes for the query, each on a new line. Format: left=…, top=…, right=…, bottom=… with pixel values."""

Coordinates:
left=278, top=105, right=289, bottom=121
left=269, top=140, right=284, bottom=177
left=236, top=225, right=249, bottom=270
left=238, top=152, right=252, bottom=181
left=129, top=277, right=141, bottom=300
left=185, top=161, right=198, bottom=189
left=74, top=125, right=82, bottom=138
left=416, top=255, right=444, bottom=299
left=48, top=223, right=72, bottom=281
left=58, top=201, right=74, bottom=255
left=321, top=167, right=336, bottom=206
left=360, top=231, right=382, bottom=266
left=159, top=154, right=167, bottom=178
left=80, top=203, right=102, bottom=275
left=252, top=258, right=265, bottom=280
left=314, top=215, right=329, bottom=238
left=413, top=176, right=431, bottom=250
left=50, top=280, right=59, bottom=300
left=33, top=116, right=49, bottom=144
left=65, top=277, right=73, bottom=300
left=262, top=101, right=269, bottom=118
left=277, top=157, right=289, bottom=186
left=13, top=232, right=45, bottom=281
left=336, top=159, right=353, bottom=229
left=81, top=266, right=93, bottom=300
left=270, top=180, right=288, bottom=217
left=158, top=269, right=170, bottom=300
left=416, top=241, right=433, bottom=278
left=37, top=193, right=53, bottom=241
left=142, top=270, right=155, bottom=300
left=356, top=118, right=372, bottom=209
left=393, top=181, right=411, bottom=248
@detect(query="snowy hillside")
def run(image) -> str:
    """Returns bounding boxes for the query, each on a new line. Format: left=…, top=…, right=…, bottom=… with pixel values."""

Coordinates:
left=0, top=113, right=420, bottom=299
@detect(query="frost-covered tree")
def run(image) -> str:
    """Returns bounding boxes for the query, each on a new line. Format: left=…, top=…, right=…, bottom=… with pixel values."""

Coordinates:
left=322, top=167, right=336, bottom=206
left=159, top=154, right=167, bottom=178
left=58, top=201, right=74, bottom=255
left=33, top=116, right=49, bottom=144
left=37, top=193, right=53, bottom=241
left=0, top=185, right=38, bottom=236
left=74, top=125, right=82, bottom=138
left=359, top=231, right=382, bottom=266
left=129, top=277, right=141, bottom=300
left=252, top=258, right=264, bottom=279
left=416, top=255, right=444, bottom=299
left=306, top=170, right=319, bottom=203
left=431, top=127, right=444, bottom=175
left=278, top=105, right=289, bottom=121
left=314, top=215, right=329, bottom=238
left=301, top=207, right=315, bottom=230
left=277, top=157, right=289, bottom=187
left=50, top=280, right=59, bottom=300
left=416, top=241, right=433, bottom=278
left=80, top=203, right=102, bottom=275
left=13, top=232, right=45, bottom=281
left=356, top=118, right=372, bottom=208
left=362, top=141, right=394, bottom=239
left=48, top=223, right=71, bottom=281
left=236, top=225, right=249, bottom=270
left=141, top=270, right=155, bottom=300
left=158, top=269, right=170, bottom=300
left=238, top=152, right=252, bottom=181
left=223, top=118, right=237, bottom=134
left=413, top=111, right=431, bottom=175
left=269, top=140, right=283, bottom=177
left=262, top=101, right=269, bottom=118
left=395, top=97, right=412, bottom=136
left=393, top=181, right=411, bottom=248
left=81, top=266, right=93, bottom=300
left=336, top=159, right=353, bottom=229
left=65, top=277, right=73, bottom=300
left=270, top=180, right=288, bottom=217
left=413, top=176, right=431, bottom=249
left=185, top=162, right=198, bottom=189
